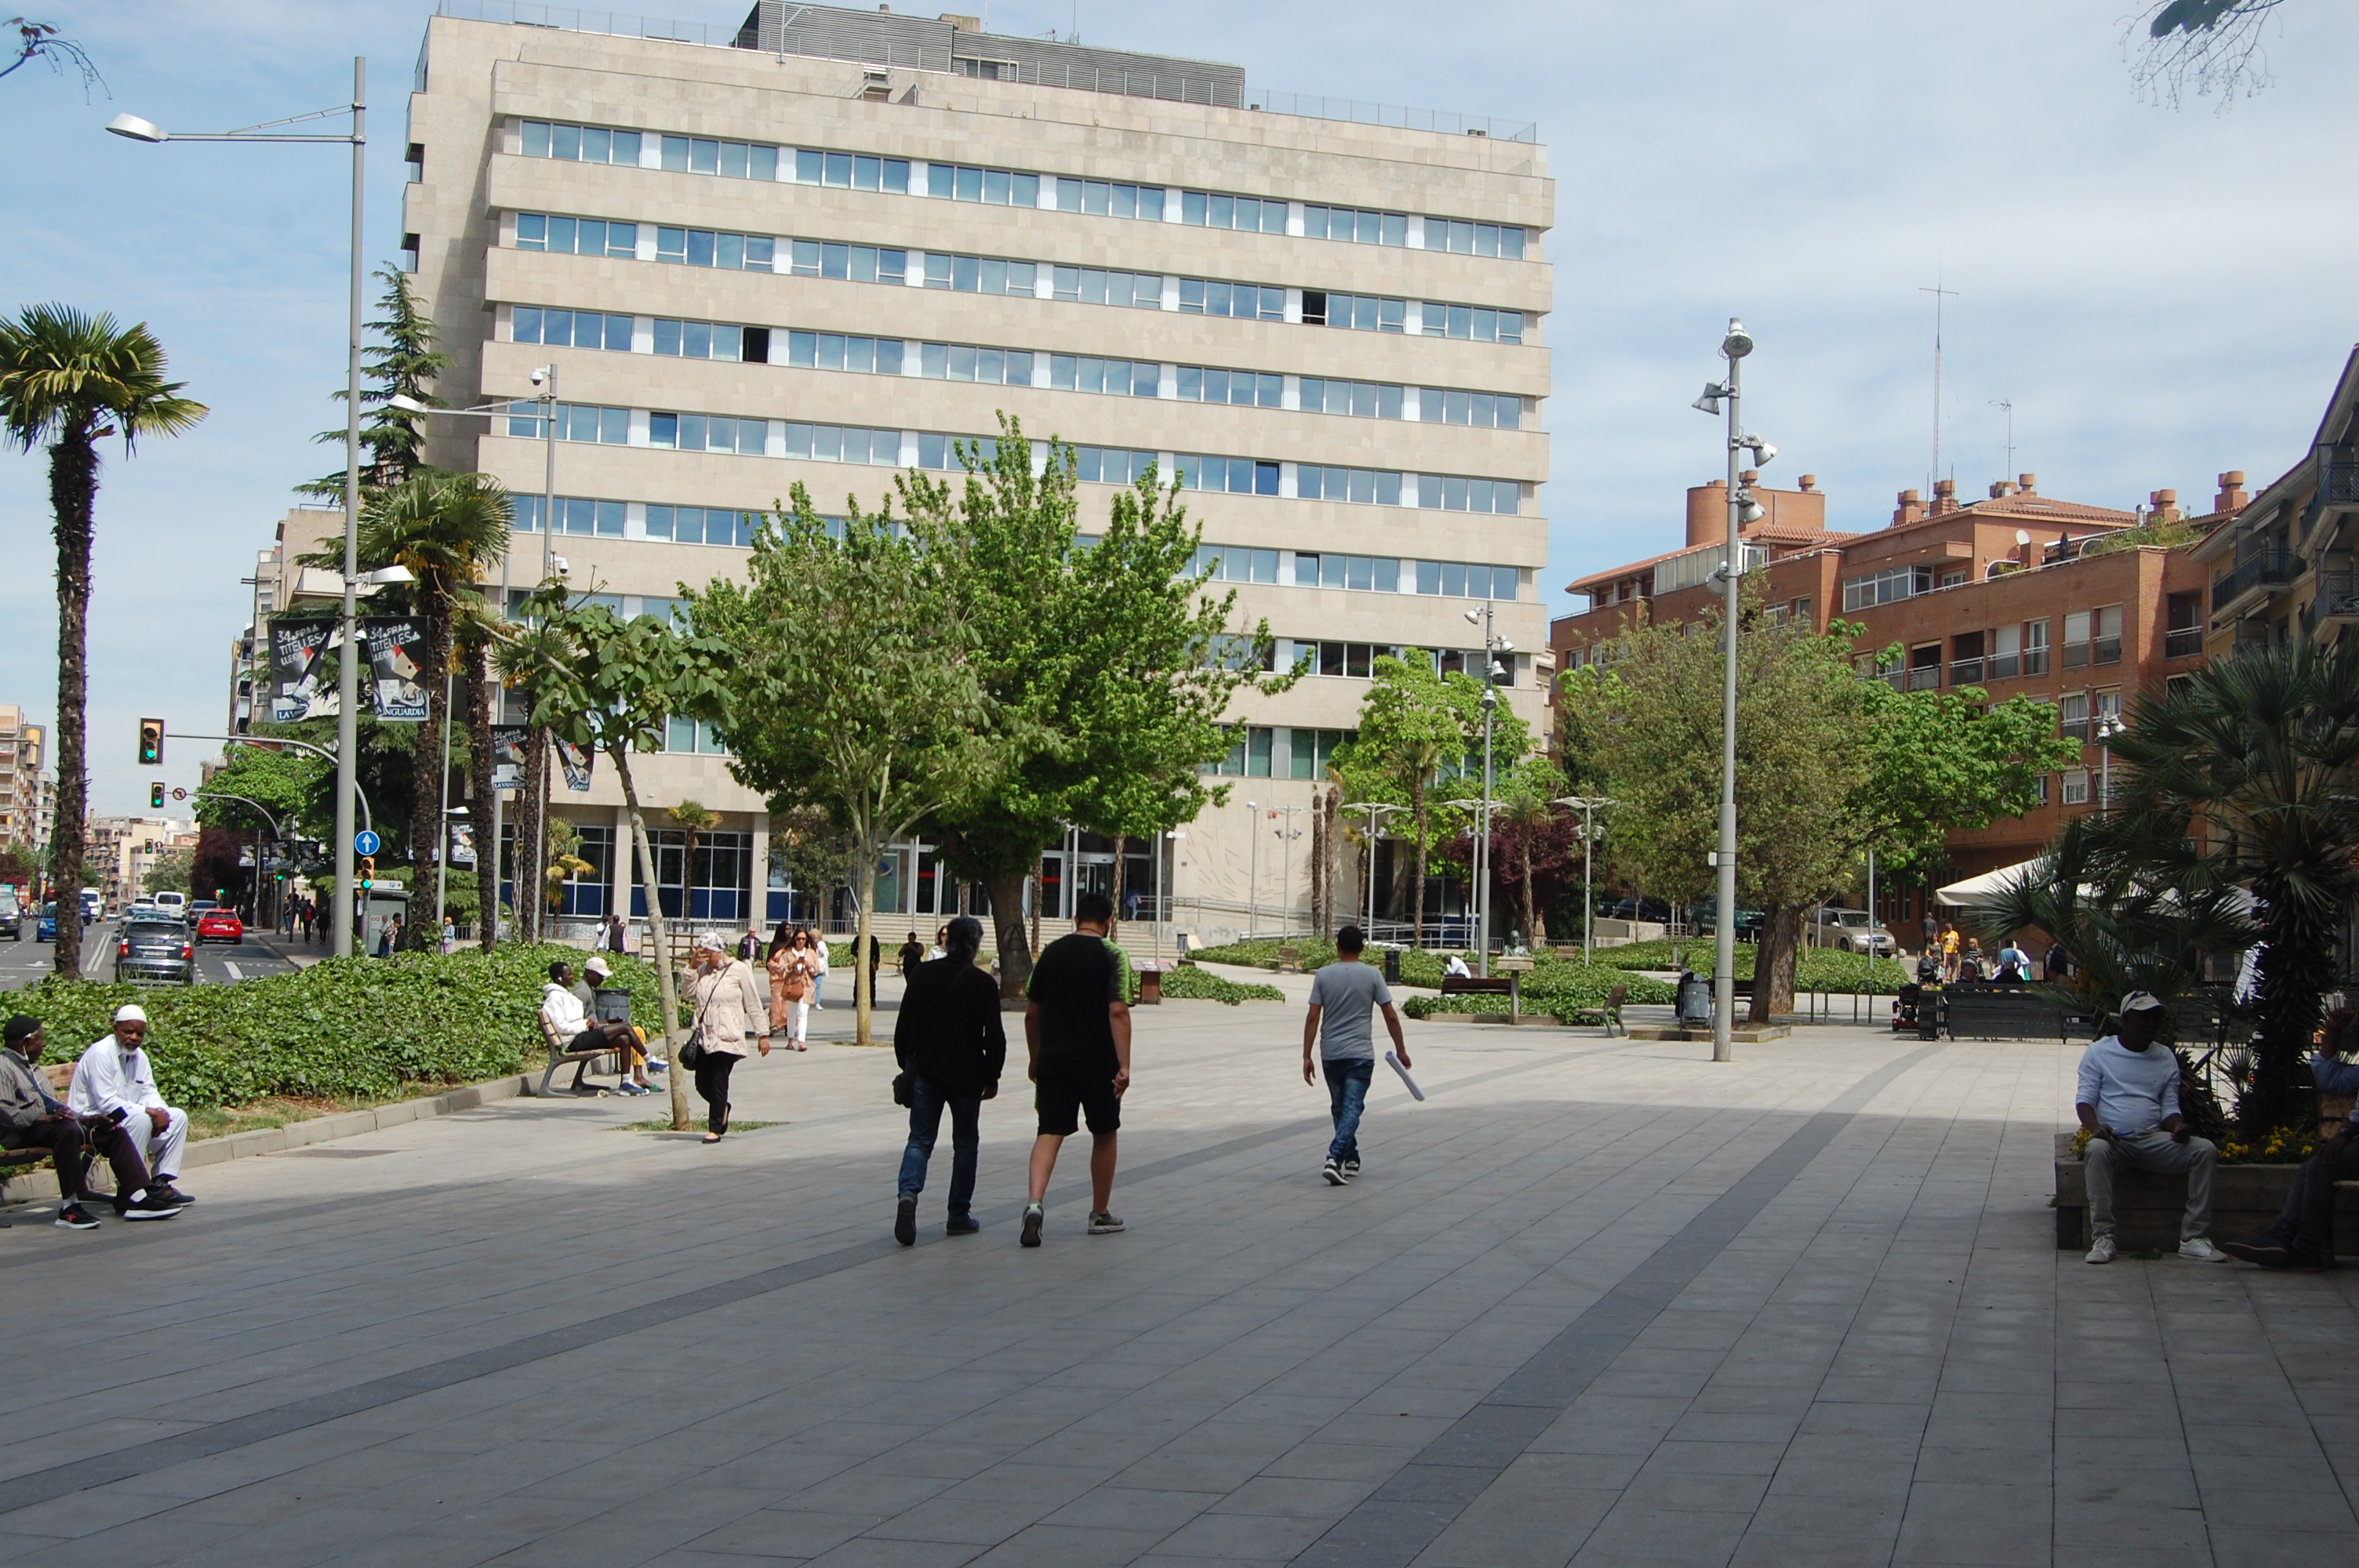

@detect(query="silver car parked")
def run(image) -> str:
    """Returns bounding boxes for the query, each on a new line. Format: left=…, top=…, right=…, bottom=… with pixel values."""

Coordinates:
left=117, top=916, right=195, bottom=985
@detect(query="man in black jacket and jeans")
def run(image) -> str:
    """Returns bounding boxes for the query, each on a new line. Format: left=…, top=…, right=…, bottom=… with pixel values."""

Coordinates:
left=892, top=916, right=1006, bottom=1244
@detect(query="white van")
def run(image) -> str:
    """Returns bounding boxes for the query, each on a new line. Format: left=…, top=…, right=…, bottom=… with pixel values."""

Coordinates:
left=153, top=891, right=187, bottom=919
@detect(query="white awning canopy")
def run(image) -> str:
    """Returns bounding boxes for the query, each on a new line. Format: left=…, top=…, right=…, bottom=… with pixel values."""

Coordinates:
left=1937, top=859, right=2044, bottom=909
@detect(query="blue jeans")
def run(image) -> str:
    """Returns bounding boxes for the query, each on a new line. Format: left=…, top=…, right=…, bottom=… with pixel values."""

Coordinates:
left=896, top=1074, right=982, bottom=1217
left=1323, top=1058, right=1374, bottom=1164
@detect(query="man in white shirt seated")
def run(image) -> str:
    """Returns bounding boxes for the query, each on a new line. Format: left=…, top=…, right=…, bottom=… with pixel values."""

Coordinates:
left=542, top=960, right=649, bottom=1094
left=2077, top=990, right=2226, bottom=1265
left=66, top=1003, right=194, bottom=1210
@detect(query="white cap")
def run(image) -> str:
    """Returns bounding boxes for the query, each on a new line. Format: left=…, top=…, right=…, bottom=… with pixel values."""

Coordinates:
left=693, top=933, right=727, bottom=953
left=2120, top=990, right=2167, bottom=1014
left=113, top=1004, right=149, bottom=1025
left=584, top=956, right=610, bottom=977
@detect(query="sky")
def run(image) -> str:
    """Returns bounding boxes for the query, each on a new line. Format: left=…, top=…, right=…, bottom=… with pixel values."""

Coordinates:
left=4, top=1, right=2355, bottom=817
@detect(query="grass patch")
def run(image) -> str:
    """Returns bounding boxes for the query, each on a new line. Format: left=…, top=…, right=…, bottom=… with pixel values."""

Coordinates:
left=1156, top=966, right=1285, bottom=1004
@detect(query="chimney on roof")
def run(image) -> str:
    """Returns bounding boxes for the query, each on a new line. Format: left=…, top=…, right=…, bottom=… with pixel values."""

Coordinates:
left=2150, top=488, right=2181, bottom=523
left=2019, top=473, right=2037, bottom=494
left=1797, top=474, right=1817, bottom=492
left=1892, top=488, right=1924, bottom=527
left=1930, top=478, right=1959, bottom=516
left=1989, top=479, right=2018, bottom=499
left=2215, top=470, right=2248, bottom=514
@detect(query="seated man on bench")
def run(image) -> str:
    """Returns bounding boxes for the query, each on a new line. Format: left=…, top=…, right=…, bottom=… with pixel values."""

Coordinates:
left=1, top=1014, right=181, bottom=1226
left=65, top=1004, right=196, bottom=1212
left=542, top=960, right=649, bottom=1095
left=2223, top=1007, right=2359, bottom=1269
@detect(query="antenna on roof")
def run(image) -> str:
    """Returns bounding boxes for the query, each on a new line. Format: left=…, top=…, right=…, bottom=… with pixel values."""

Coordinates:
left=1920, top=269, right=1958, bottom=501
left=1990, top=398, right=2014, bottom=484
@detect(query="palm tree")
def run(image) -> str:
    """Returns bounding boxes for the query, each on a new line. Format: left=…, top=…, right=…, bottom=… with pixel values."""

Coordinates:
left=351, top=471, right=513, bottom=949
left=2081, top=638, right=2359, bottom=1133
left=0, top=306, right=205, bottom=978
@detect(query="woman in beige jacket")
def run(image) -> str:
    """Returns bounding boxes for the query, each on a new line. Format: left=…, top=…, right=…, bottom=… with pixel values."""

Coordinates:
left=687, top=934, right=767, bottom=1142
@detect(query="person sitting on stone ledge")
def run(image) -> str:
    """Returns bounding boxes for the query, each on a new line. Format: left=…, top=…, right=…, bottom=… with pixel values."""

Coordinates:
left=2078, top=990, right=2228, bottom=1265
left=2222, top=1007, right=2359, bottom=1270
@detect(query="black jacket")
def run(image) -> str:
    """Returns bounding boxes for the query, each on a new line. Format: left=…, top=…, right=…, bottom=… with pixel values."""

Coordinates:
left=893, top=956, right=1007, bottom=1098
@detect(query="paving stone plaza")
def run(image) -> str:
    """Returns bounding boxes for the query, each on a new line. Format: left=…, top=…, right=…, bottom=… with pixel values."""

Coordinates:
left=4, top=975, right=2356, bottom=1567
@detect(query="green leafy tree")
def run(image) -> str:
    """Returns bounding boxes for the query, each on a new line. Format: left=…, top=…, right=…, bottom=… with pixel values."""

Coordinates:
left=500, top=590, right=734, bottom=1131
left=0, top=304, right=206, bottom=978
left=1558, top=600, right=1870, bottom=1019
left=769, top=805, right=859, bottom=931
left=907, top=419, right=1280, bottom=993
left=314, top=470, right=512, bottom=948
left=143, top=846, right=193, bottom=898
left=298, top=267, right=449, bottom=499
left=693, top=495, right=1002, bottom=1045
left=1334, top=655, right=1528, bottom=947
left=2082, top=638, right=2359, bottom=1133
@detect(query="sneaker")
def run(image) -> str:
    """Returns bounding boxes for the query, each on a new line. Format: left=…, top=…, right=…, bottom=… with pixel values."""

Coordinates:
left=153, top=1185, right=194, bottom=1207
left=2179, top=1238, right=2230, bottom=1263
left=2222, top=1239, right=2292, bottom=1267
left=1020, top=1203, right=1043, bottom=1248
left=1343, top=1158, right=1361, bottom=1179
left=121, top=1191, right=184, bottom=1221
left=1322, top=1160, right=1346, bottom=1186
left=616, top=1082, right=650, bottom=1096
left=1088, top=1211, right=1125, bottom=1235
left=947, top=1216, right=980, bottom=1236
left=53, top=1202, right=100, bottom=1230
left=893, top=1197, right=917, bottom=1247
left=2085, top=1236, right=2117, bottom=1265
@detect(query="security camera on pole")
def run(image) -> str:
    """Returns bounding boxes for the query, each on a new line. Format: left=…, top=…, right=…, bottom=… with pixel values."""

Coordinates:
left=1690, top=320, right=1776, bottom=1061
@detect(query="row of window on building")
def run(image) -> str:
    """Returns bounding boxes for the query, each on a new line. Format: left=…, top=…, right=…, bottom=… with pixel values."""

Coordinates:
left=508, top=306, right=1528, bottom=428
left=1189, top=546, right=1522, bottom=601
left=514, top=120, right=1532, bottom=259
left=1858, top=602, right=2205, bottom=692
left=496, top=406, right=1528, bottom=514
left=510, top=216, right=1529, bottom=343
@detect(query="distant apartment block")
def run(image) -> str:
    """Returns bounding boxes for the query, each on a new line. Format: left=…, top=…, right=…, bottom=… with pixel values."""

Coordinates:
left=0, top=706, right=48, bottom=850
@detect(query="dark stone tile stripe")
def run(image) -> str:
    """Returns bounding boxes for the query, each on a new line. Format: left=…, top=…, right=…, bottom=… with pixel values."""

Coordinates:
left=1292, top=1042, right=1950, bottom=1568
left=0, top=1039, right=1620, bottom=1515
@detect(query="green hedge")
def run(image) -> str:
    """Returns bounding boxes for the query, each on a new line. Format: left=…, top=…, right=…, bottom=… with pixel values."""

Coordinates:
left=1157, top=965, right=1285, bottom=1005
left=15, top=944, right=673, bottom=1110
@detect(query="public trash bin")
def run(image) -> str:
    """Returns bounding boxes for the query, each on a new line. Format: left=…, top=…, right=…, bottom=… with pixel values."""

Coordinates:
left=1383, top=948, right=1401, bottom=984
left=1676, top=971, right=1713, bottom=1027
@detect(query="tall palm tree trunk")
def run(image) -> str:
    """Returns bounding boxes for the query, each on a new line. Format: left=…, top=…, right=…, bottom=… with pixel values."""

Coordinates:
left=463, top=638, right=498, bottom=950
left=520, top=727, right=549, bottom=944
left=403, top=601, right=453, bottom=951
left=49, top=428, right=95, bottom=980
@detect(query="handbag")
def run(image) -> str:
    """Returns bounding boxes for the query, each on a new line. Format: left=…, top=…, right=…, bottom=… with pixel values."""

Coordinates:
left=891, top=1069, right=914, bottom=1108
left=678, top=976, right=714, bottom=1070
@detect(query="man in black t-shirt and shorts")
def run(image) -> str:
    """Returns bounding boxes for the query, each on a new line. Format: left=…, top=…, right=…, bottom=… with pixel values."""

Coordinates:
left=1020, top=890, right=1131, bottom=1247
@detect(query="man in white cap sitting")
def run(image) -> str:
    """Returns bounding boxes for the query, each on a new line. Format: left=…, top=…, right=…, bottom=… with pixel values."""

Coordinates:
left=2076, top=989, right=2225, bottom=1265
left=66, top=1004, right=194, bottom=1211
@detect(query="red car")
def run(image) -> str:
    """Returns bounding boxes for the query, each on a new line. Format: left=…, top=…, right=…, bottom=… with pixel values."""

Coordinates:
left=196, top=909, right=245, bottom=944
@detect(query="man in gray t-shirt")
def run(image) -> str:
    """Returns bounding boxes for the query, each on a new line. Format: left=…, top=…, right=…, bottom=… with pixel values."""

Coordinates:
left=1302, top=926, right=1411, bottom=1186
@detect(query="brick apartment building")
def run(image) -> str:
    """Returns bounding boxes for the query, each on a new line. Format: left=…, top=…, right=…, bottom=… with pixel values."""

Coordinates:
left=1552, top=470, right=2234, bottom=913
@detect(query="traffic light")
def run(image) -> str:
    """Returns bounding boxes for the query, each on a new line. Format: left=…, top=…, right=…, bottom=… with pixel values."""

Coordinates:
left=358, top=855, right=375, bottom=892
left=149, top=782, right=165, bottom=810
left=136, top=718, right=165, bottom=767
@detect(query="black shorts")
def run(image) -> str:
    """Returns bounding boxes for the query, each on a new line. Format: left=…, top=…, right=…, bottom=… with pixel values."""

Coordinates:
left=1035, top=1070, right=1121, bottom=1137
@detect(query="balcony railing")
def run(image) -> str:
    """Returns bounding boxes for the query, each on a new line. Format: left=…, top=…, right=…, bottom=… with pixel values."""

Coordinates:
left=2093, top=634, right=2122, bottom=665
left=1906, top=665, right=1940, bottom=692
left=2165, top=627, right=2205, bottom=659
left=1949, top=658, right=1983, bottom=685
left=2321, top=447, right=2359, bottom=506
left=2213, top=546, right=2295, bottom=612
left=2063, top=641, right=2089, bottom=670
left=1985, top=652, right=2019, bottom=681
left=2023, top=648, right=2049, bottom=676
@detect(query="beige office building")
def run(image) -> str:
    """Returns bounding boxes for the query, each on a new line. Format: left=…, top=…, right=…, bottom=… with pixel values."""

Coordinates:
left=403, top=2, right=1551, bottom=937
left=0, top=706, right=45, bottom=851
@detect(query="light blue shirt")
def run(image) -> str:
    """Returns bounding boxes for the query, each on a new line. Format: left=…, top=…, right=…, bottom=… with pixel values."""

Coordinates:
left=2075, top=1036, right=2181, bottom=1134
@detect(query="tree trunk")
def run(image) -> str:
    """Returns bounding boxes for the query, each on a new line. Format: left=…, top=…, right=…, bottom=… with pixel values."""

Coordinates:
left=854, top=844, right=879, bottom=1046
left=463, top=637, right=498, bottom=950
left=1410, top=792, right=1430, bottom=952
left=1521, top=835, right=1537, bottom=949
left=48, top=432, right=96, bottom=981
left=2242, top=877, right=2336, bottom=1134
left=1750, top=903, right=1804, bottom=1024
left=518, top=728, right=549, bottom=944
left=1309, top=804, right=1325, bottom=937
left=403, top=598, right=451, bottom=951
left=613, top=746, right=690, bottom=1130
left=987, top=866, right=1033, bottom=1000
left=1110, top=833, right=1127, bottom=946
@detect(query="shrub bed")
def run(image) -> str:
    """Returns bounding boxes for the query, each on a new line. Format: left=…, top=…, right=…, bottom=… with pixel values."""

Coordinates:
left=15, top=944, right=673, bottom=1110
left=1155, top=965, right=1285, bottom=1005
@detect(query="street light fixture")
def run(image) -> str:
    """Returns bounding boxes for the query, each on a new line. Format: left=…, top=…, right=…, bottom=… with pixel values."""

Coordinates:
left=2096, top=714, right=2126, bottom=814
left=111, top=62, right=368, bottom=956
left=1463, top=604, right=1510, bottom=975
left=1244, top=800, right=1260, bottom=939
left=1552, top=796, right=1615, bottom=960
left=1347, top=802, right=1407, bottom=937
left=1691, top=316, right=1768, bottom=1062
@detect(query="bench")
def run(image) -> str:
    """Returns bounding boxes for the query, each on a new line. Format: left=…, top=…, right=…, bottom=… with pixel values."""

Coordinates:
left=1566, top=983, right=1630, bottom=1036
left=1944, top=985, right=2070, bottom=1041
left=1439, top=976, right=1514, bottom=998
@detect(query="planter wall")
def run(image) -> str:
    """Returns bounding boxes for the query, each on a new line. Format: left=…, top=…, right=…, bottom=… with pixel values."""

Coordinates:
left=2052, top=1132, right=2359, bottom=1251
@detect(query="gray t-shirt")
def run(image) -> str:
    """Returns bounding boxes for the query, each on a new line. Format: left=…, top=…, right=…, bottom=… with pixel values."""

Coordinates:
left=1309, top=960, right=1393, bottom=1062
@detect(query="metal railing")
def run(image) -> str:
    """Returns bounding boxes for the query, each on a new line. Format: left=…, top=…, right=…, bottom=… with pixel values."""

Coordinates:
left=1906, top=664, right=1940, bottom=692
left=436, top=0, right=743, bottom=46
left=2213, top=546, right=2294, bottom=612
left=1245, top=90, right=1539, bottom=143
left=2319, top=448, right=2359, bottom=506
left=2165, top=627, right=2205, bottom=659
left=1986, top=652, right=2019, bottom=681
left=2093, top=634, right=2122, bottom=665
left=1949, top=657, right=1983, bottom=685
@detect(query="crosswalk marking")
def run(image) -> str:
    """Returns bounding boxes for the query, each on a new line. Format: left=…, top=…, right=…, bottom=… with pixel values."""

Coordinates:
left=224, top=961, right=244, bottom=981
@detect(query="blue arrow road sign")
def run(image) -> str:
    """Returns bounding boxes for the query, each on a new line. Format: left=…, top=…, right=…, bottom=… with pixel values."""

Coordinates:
left=354, top=830, right=381, bottom=856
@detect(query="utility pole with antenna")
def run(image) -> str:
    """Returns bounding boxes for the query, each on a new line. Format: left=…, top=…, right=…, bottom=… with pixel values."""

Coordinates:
left=1990, top=397, right=2015, bottom=482
left=1920, top=274, right=1958, bottom=497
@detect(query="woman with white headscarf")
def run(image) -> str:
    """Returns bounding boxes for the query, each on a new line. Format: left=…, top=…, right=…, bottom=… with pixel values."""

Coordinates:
left=685, top=934, right=766, bottom=1142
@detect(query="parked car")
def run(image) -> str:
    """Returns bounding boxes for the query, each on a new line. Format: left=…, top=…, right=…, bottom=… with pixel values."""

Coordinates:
left=1812, top=906, right=1896, bottom=955
left=117, top=915, right=194, bottom=985
left=0, top=886, right=18, bottom=940
left=35, top=902, right=55, bottom=943
left=154, top=891, right=188, bottom=919
left=196, top=908, right=245, bottom=944
left=1609, top=896, right=1674, bottom=924
left=79, top=888, right=102, bottom=924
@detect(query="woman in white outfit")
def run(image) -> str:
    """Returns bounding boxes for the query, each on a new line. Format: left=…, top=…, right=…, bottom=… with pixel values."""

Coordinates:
left=805, top=925, right=830, bottom=1010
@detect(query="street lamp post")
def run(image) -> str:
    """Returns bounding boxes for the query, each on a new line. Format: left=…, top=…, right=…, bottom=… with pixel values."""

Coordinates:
left=1244, top=800, right=1259, bottom=940
left=1347, top=802, right=1406, bottom=938
left=1276, top=804, right=1303, bottom=939
left=110, top=60, right=367, bottom=956
left=1463, top=605, right=1513, bottom=976
left=2096, top=713, right=2125, bottom=813
left=1553, top=796, right=1615, bottom=960
left=1691, top=319, right=1776, bottom=1062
